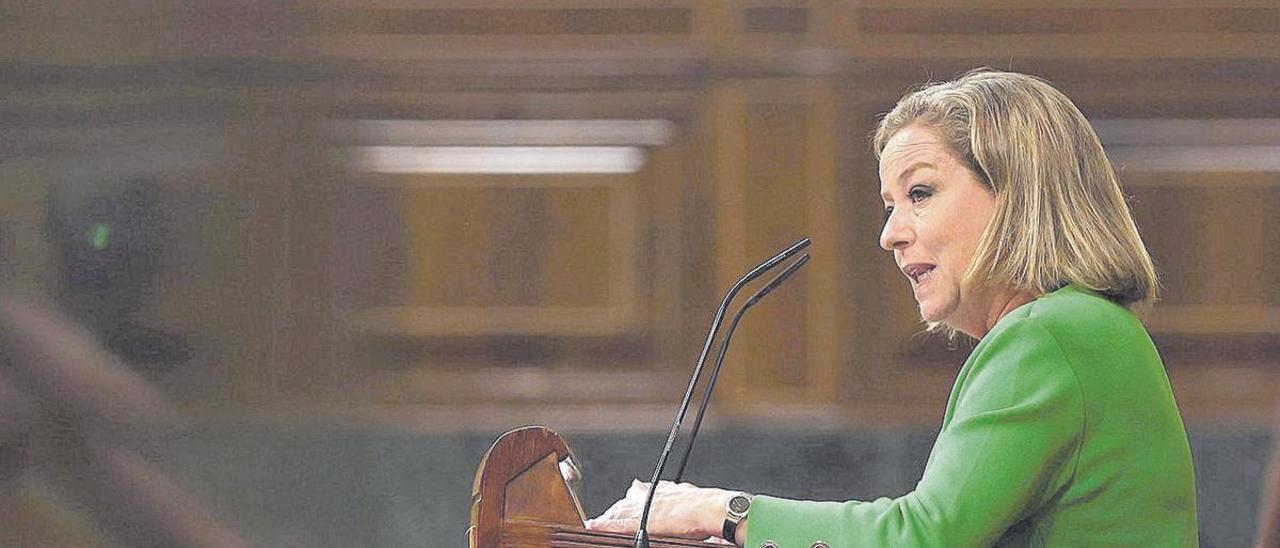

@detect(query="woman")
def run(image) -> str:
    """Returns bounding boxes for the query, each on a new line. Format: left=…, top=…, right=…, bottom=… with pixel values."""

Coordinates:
left=586, top=70, right=1198, bottom=547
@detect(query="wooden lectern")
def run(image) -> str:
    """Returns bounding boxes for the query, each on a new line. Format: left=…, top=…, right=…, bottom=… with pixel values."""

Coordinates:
left=469, top=426, right=724, bottom=547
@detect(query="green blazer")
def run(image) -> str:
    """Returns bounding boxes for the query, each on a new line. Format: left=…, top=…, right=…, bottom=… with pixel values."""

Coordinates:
left=745, top=285, right=1198, bottom=547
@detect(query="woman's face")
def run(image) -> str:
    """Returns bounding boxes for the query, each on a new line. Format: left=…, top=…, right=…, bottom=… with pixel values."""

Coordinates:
left=879, top=123, right=996, bottom=333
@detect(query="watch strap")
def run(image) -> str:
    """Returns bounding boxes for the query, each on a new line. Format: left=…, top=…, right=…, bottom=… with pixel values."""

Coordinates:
left=723, top=494, right=751, bottom=544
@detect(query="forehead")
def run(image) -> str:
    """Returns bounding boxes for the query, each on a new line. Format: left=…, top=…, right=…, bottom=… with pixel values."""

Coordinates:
left=878, top=125, right=952, bottom=180
left=878, top=125, right=965, bottom=201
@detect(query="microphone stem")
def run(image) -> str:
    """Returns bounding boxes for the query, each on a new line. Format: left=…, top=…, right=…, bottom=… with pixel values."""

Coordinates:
left=673, top=253, right=809, bottom=482
left=673, top=308, right=746, bottom=482
left=632, top=239, right=810, bottom=548
left=633, top=294, right=727, bottom=547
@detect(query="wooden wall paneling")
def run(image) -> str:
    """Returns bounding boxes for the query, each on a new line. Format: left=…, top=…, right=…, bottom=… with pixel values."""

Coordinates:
left=0, top=161, right=52, bottom=296
left=830, top=94, right=895, bottom=415
left=535, top=184, right=608, bottom=308
left=609, top=174, right=642, bottom=330
left=318, top=91, right=701, bottom=129
left=691, top=1, right=735, bottom=54
left=1200, top=179, right=1271, bottom=306
left=845, top=4, right=1280, bottom=60
left=189, top=100, right=342, bottom=404
left=824, top=0, right=862, bottom=52
left=304, top=1, right=697, bottom=62
left=1151, top=307, right=1280, bottom=335
left=1127, top=172, right=1280, bottom=335
left=739, top=94, right=809, bottom=392
left=844, top=59, right=1280, bottom=124
left=853, top=0, right=1279, bottom=6
left=1168, top=366, right=1279, bottom=425
left=640, top=130, right=700, bottom=375
left=188, top=108, right=338, bottom=403
left=802, top=84, right=844, bottom=410
left=1133, top=172, right=1280, bottom=424
left=1126, top=183, right=1206, bottom=308
left=347, top=173, right=639, bottom=338
left=742, top=4, right=809, bottom=38
left=0, top=1, right=299, bottom=64
left=1265, top=181, right=1280, bottom=311
left=708, top=79, right=844, bottom=414
left=403, top=178, right=499, bottom=308
left=341, top=169, right=649, bottom=404
left=1195, top=179, right=1265, bottom=306
left=278, top=121, right=344, bottom=398
left=317, top=87, right=700, bottom=406
left=689, top=0, right=855, bottom=52
left=690, top=0, right=855, bottom=83
left=723, top=0, right=821, bottom=50
left=705, top=82, right=750, bottom=409
left=12, top=0, right=1279, bottom=422
left=204, top=111, right=296, bottom=401
left=332, top=136, right=712, bottom=404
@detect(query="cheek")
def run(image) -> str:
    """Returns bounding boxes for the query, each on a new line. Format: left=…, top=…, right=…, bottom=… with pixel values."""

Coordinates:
left=939, top=206, right=991, bottom=272
left=959, top=218, right=988, bottom=256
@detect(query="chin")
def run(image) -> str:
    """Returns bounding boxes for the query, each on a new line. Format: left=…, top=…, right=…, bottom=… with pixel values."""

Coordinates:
left=917, top=304, right=942, bottom=323
left=917, top=299, right=956, bottom=325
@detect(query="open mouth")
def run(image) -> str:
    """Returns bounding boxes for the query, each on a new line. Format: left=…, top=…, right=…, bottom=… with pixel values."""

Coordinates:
left=903, top=264, right=936, bottom=285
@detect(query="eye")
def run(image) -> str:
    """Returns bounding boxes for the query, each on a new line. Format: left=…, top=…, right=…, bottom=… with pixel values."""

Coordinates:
left=882, top=205, right=894, bottom=221
left=907, top=184, right=933, bottom=204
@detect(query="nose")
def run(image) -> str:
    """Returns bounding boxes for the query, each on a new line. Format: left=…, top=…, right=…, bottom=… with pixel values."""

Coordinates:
left=879, top=208, right=913, bottom=252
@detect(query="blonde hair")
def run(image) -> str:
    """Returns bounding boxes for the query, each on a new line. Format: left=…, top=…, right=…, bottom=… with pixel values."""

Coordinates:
left=874, top=69, right=1157, bottom=313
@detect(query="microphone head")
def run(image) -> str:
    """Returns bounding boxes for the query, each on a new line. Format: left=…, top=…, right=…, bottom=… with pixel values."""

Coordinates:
left=744, top=253, right=810, bottom=307
left=739, top=237, right=811, bottom=288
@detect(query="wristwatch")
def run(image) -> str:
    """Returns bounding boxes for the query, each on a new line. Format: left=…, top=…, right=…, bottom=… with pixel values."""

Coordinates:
left=723, top=493, right=752, bottom=545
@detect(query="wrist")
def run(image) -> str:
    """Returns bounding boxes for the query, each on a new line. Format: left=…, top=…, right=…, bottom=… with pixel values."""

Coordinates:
left=708, top=490, right=735, bottom=536
left=734, top=517, right=748, bottom=547
left=722, top=492, right=752, bottom=545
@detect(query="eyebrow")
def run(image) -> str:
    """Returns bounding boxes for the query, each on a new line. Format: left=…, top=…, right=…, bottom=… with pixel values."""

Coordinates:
left=880, top=161, right=936, bottom=202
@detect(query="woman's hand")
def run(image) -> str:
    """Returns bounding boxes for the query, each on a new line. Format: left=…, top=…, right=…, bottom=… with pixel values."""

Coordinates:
left=585, top=479, right=739, bottom=543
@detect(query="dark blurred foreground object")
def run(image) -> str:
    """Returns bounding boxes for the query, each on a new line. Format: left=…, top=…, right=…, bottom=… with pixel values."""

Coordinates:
left=0, top=294, right=247, bottom=547
left=46, top=178, right=190, bottom=371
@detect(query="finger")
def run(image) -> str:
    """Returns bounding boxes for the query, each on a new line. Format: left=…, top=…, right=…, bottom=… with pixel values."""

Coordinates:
left=595, top=498, right=640, bottom=521
left=587, top=507, right=618, bottom=522
left=627, top=479, right=651, bottom=497
left=585, top=517, right=640, bottom=534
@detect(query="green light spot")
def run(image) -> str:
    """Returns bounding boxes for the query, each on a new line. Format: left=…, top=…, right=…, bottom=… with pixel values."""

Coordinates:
left=88, top=223, right=110, bottom=250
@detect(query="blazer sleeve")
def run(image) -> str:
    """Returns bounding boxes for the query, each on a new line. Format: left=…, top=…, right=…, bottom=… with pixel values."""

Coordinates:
left=744, top=317, right=1085, bottom=548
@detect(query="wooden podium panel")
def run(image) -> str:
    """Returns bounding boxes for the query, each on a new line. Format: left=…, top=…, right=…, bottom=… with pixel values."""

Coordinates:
left=470, top=426, right=723, bottom=548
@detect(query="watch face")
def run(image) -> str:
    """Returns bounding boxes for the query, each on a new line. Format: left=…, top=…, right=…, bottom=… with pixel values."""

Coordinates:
left=729, top=495, right=751, bottom=514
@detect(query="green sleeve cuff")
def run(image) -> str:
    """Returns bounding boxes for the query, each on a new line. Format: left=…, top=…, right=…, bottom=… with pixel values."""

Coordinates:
left=745, top=495, right=889, bottom=548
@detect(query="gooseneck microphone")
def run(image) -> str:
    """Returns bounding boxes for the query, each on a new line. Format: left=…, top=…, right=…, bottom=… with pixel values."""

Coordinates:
left=633, top=238, right=810, bottom=548
left=673, top=253, right=810, bottom=482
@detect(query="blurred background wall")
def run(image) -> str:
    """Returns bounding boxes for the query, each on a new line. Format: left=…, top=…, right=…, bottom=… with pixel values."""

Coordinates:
left=0, top=1, right=1277, bottom=546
